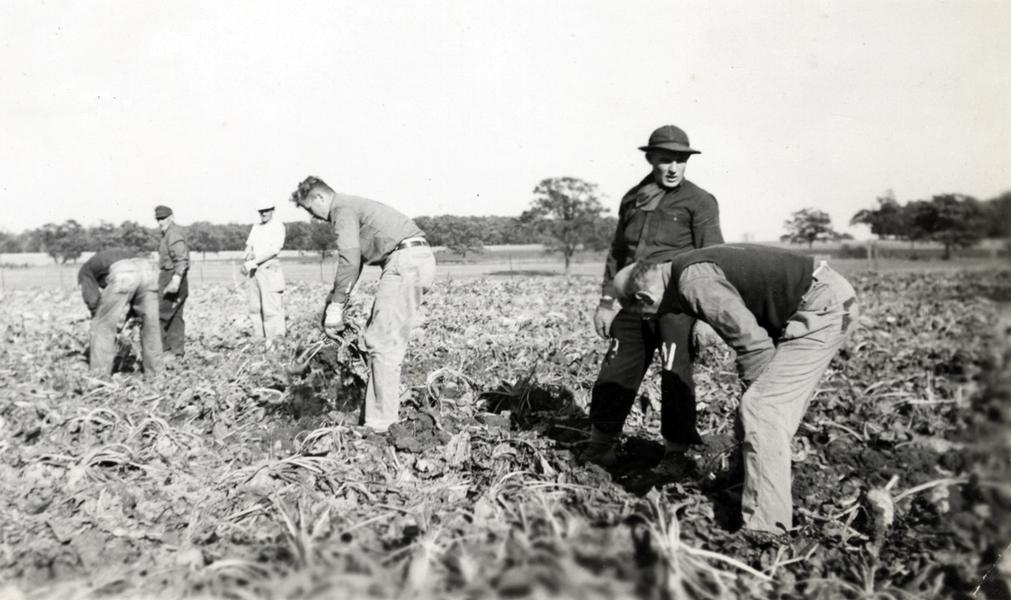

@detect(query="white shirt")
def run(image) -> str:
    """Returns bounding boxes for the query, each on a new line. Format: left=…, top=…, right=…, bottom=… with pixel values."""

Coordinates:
left=244, top=219, right=286, bottom=266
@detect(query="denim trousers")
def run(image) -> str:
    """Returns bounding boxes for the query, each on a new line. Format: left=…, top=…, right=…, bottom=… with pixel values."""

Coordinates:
left=246, top=261, right=286, bottom=339
left=361, top=245, right=436, bottom=431
left=739, top=264, right=859, bottom=533
left=90, top=258, right=162, bottom=374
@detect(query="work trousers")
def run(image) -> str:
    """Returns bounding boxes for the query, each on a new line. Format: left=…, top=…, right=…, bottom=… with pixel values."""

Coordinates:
left=740, top=264, right=859, bottom=533
left=158, top=270, right=189, bottom=356
left=246, top=261, right=286, bottom=339
left=361, top=244, right=437, bottom=431
left=589, top=310, right=701, bottom=446
left=90, top=258, right=162, bottom=374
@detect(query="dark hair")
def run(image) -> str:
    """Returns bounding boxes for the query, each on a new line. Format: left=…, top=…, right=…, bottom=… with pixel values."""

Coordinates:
left=290, top=176, right=331, bottom=204
left=627, top=261, right=657, bottom=294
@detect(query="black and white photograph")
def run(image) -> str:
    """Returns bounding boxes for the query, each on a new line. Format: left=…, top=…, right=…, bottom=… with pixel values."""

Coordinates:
left=1, top=1, right=1009, bottom=598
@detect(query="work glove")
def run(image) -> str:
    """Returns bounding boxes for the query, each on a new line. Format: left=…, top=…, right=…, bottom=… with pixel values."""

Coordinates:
left=242, top=260, right=258, bottom=276
left=322, top=302, right=345, bottom=340
left=163, top=274, right=182, bottom=296
left=593, top=297, right=621, bottom=339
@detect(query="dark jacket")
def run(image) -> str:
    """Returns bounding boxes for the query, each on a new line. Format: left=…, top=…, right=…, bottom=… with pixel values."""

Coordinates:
left=158, top=223, right=189, bottom=276
left=602, top=176, right=722, bottom=294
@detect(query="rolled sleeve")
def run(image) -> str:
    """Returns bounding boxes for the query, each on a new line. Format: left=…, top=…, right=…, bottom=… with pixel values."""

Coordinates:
left=169, top=238, right=189, bottom=276
left=692, top=195, right=724, bottom=248
left=679, top=262, right=774, bottom=386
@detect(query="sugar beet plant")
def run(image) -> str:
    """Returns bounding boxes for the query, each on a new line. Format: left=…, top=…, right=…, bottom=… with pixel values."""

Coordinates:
left=0, top=270, right=1009, bottom=599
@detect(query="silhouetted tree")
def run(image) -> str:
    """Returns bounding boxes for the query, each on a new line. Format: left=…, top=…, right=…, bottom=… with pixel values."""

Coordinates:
left=39, top=220, right=89, bottom=263
left=187, top=221, right=225, bottom=259
left=850, top=191, right=909, bottom=240
left=781, top=208, right=845, bottom=248
left=520, top=177, right=610, bottom=275
left=907, top=194, right=987, bottom=259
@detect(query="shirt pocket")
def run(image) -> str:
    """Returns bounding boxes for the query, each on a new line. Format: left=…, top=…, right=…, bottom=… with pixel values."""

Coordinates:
left=650, top=205, right=693, bottom=248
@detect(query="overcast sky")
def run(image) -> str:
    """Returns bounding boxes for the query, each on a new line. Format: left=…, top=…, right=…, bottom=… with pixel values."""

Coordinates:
left=2, top=0, right=1009, bottom=241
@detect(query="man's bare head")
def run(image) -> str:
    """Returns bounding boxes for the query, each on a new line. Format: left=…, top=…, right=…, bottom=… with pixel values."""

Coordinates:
left=612, top=261, right=667, bottom=312
left=290, top=176, right=333, bottom=220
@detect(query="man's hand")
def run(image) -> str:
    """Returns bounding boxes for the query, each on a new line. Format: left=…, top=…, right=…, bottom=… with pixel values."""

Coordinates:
left=242, top=260, right=258, bottom=276
left=321, top=302, right=345, bottom=339
left=163, top=274, right=182, bottom=296
left=593, top=297, right=621, bottom=339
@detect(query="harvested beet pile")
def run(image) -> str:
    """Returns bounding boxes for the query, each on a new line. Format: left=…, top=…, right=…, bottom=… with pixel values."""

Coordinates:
left=0, top=269, right=1008, bottom=598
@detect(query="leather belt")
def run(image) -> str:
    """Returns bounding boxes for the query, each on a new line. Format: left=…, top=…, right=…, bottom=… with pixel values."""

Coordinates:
left=393, top=237, right=429, bottom=252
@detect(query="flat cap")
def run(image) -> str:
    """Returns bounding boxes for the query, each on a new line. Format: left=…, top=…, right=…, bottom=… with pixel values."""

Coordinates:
left=154, top=205, right=173, bottom=219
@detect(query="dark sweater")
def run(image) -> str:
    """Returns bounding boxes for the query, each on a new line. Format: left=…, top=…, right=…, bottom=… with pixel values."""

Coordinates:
left=668, top=244, right=813, bottom=337
left=602, top=177, right=723, bottom=294
left=78, top=249, right=138, bottom=314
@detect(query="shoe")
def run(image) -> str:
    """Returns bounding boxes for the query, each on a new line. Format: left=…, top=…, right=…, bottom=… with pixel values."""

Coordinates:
left=651, top=452, right=696, bottom=480
left=581, top=441, right=617, bottom=468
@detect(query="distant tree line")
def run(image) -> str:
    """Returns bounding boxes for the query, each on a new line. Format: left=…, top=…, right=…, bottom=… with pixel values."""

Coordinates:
left=13, top=181, right=997, bottom=266
left=780, top=190, right=1007, bottom=259
left=848, top=190, right=1008, bottom=258
left=0, top=220, right=341, bottom=264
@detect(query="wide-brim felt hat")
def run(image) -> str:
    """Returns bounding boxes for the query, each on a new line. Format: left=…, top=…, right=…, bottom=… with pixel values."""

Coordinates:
left=638, top=125, right=700, bottom=154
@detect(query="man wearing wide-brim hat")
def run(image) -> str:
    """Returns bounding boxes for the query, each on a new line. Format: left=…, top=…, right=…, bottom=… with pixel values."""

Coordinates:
left=585, top=124, right=724, bottom=477
left=242, top=203, right=287, bottom=341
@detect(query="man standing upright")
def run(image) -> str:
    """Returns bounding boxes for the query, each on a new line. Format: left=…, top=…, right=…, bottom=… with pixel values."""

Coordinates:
left=155, top=205, right=190, bottom=357
left=586, top=125, right=724, bottom=475
left=289, top=176, right=436, bottom=432
left=242, top=203, right=287, bottom=341
left=78, top=249, right=162, bottom=375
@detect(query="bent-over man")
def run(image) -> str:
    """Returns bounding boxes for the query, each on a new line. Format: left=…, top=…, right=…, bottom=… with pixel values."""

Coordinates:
left=613, top=244, right=859, bottom=535
left=78, top=249, right=162, bottom=375
left=243, top=203, right=286, bottom=340
left=290, top=176, right=436, bottom=432
left=155, top=205, right=190, bottom=357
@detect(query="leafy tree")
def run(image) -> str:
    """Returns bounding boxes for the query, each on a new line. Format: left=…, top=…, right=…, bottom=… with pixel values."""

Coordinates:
left=87, top=221, right=122, bottom=250
left=0, top=231, right=22, bottom=253
left=119, top=221, right=157, bottom=253
left=187, top=221, right=225, bottom=259
left=850, top=191, right=909, bottom=240
left=39, top=220, right=89, bottom=263
left=307, top=221, right=337, bottom=262
left=780, top=208, right=845, bottom=248
left=984, top=191, right=1011, bottom=238
left=444, top=217, right=485, bottom=258
left=416, top=215, right=485, bottom=257
left=520, top=177, right=610, bottom=275
left=907, top=194, right=987, bottom=259
left=284, top=221, right=312, bottom=254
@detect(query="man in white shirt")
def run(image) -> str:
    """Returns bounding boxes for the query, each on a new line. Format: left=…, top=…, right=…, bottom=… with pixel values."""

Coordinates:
left=242, top=204, right=286, bottom=340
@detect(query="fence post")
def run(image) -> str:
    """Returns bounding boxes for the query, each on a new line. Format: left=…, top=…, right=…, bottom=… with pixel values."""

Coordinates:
left=508, top=254, right=514, bottom=279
